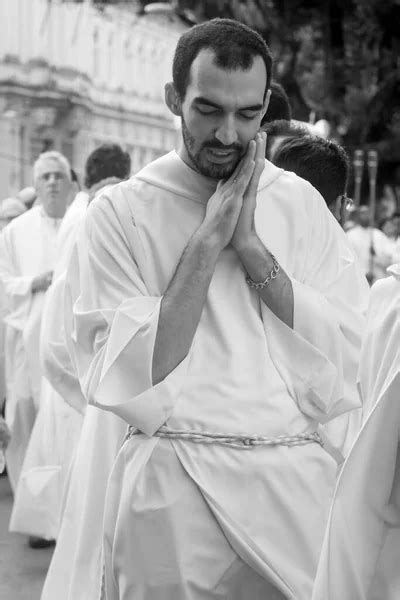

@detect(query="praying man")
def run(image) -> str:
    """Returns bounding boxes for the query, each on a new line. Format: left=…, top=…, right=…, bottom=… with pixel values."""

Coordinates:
left=0, top=151, right=71, bottom=491
left=66, top=19, right=369, bottom=600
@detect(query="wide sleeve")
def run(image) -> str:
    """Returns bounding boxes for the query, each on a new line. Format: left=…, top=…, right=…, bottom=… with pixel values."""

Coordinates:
left=261, top=187, right=369, bottom=425
left=0, top=228, right=34, bottom=331
left=357, top=272, right=400, bottom=422
left=65, top=193, right=191, bottom=435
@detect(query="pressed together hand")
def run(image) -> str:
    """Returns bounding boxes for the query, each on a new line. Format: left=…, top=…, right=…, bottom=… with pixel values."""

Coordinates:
left=200, top=131, right=267, bottom=252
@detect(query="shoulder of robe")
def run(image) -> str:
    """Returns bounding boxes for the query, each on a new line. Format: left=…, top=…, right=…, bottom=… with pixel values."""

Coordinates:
left=86, top=177, right=153, bottom=220
left=1, top=205, right=41, bottom=238
left=370, top=273, right=400, bottom=315
left=257, top=161, right=325, bottom=220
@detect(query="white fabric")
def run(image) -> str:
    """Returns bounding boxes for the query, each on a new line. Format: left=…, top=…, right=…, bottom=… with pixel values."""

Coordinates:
left=41, top=405, right=127, bottom=600
left=63, top=151, right=368, bottom=600
left=9, top=377, right=82, bottom=539
left=0, top=206, right=62, bottom=489
left=312, top=264, right=400, bottom=599
left=9, top=197, right=88, bottom=538
left=347, top=225, right=392, bottom=281
left=0, top=274, right=6, bottom=402
left=55, top=191, right=89, bottom=278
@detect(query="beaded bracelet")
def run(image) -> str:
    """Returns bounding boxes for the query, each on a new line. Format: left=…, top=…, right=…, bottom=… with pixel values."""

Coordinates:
left=245, top=254, right=280, bottom=290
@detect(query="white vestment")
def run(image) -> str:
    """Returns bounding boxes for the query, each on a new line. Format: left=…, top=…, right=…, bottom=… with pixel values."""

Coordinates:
left=347, top=225, right=392, bottom=281
left=66, top=151, right=368, bottom=600
left=312, top=264, right=400, bottom=600
left=9, top=194, right=89, bottom=538
left=0, top=275, right=7, bottom=402
left=0, top=206, right=62, bottom=489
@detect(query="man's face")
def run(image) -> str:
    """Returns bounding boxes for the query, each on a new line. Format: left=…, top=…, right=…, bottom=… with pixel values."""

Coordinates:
left=178, top=49, right=268, bottom=179
left=35, top=158, right=71, bottom=218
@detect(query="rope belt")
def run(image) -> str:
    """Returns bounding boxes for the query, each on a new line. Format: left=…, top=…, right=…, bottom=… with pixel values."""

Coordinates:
left=126, top=425, right=323, bottom=450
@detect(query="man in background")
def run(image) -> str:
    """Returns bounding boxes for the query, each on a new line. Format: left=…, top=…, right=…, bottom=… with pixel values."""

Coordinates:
left=263, top=118, right=309, bottom=161
left=261, top=81, right=292, bottom=124
left=272, top=135, right=353, bottom=227
left=0, top=151, right=71, bottom=494
left=9, top=145, right=131, bottom=549
left=347, top=205, right=393, bottom=284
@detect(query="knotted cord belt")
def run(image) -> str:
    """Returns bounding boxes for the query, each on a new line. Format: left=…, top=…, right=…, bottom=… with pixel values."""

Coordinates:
left=126, top=425, right=323, bottom=450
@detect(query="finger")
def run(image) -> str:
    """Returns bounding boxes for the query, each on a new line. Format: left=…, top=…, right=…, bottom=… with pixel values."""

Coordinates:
left=255, top=131, right=267, bottom=163
left=224, top=140, right=256, bottom=187
left=245, top=134, right=265, bottom=197
left=245, top=157, right=264, bottom=198
left=235, top=159, right=256, bottom=194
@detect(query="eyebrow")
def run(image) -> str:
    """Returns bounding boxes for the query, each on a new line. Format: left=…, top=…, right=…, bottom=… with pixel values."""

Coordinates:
left=193, top=97, right=263, bottom=112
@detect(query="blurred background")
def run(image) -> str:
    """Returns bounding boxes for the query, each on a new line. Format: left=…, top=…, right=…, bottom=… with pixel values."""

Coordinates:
left=0, top=0, right=399, bottom=215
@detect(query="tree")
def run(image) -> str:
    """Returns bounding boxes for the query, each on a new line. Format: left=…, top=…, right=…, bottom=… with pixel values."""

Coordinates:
left=139, top=0, right=399, bottom=192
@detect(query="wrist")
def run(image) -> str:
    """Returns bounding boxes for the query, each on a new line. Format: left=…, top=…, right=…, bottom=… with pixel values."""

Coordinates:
left=232, top=232, right=261, bottom=257
left=194, top=224, right=225, bottom=256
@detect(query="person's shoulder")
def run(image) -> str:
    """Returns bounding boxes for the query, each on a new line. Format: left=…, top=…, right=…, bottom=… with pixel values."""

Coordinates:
left=87, top=179, right=133, bottom=214
left=3, top=205, right=40, bottom=236
left=261, top=161, right=319, bottom=201
left=370, top=269, right=400, bottom=313
left=261, top=161, right=326, bottom=217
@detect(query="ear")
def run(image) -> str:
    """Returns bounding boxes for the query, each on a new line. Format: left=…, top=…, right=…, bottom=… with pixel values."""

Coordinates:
left=165, top=82, right=182, bottom=117
left=261, top=88, right=271, bottom=120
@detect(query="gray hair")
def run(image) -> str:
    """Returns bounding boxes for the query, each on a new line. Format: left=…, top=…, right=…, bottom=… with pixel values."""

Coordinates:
left=33, top=151, right=72, bottom=182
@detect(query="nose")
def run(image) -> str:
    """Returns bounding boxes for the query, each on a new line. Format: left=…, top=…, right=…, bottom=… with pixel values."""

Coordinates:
left=215, top=115, right=238, bottom=147
left=48, top=174, right=58, bottom=184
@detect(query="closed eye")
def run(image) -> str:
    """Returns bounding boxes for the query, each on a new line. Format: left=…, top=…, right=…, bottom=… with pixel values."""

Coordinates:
left=239, top=111, right=259, bottom=120
left=196, top=106, right=219, bottom=115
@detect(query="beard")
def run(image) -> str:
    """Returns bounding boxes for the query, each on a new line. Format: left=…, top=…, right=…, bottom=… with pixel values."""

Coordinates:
left=181, top=116, right=244, bottom=180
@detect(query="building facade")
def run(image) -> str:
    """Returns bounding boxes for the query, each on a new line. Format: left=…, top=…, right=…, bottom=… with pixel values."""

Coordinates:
left=0, top=0, right=185, bottom=197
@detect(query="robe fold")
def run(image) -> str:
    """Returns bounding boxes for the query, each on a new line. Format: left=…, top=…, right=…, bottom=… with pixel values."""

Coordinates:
left=0, top=206, right=62, bottom=489
left=312, top=264, right=400, bottom=600
left=64, top=151, right=368, bottom=600
left=9, top=194, right=88, bottom=538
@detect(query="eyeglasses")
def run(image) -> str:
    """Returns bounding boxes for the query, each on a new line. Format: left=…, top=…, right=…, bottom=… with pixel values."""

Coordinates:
left=337, top=194, right=354, bottom=211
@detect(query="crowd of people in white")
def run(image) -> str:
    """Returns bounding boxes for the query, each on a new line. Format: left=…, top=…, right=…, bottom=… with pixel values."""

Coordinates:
left=0, top=17, right=399, bottom=600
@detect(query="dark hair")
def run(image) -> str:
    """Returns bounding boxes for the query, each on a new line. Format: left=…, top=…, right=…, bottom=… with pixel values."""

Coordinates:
left=272, top=136, right=350, bottom=207
left=261, top=81, right=291, bottom=125
left=84, top=144, right=131, bottom=189
left=172, top=18, right=272, bottom=101
left=262, top=119, right=309, bottom=159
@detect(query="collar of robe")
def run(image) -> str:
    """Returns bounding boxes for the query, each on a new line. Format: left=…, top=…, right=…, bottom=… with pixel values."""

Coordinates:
left=38, top=204, right=64, bottom=226
left=134, top=150, right=283, bottom=206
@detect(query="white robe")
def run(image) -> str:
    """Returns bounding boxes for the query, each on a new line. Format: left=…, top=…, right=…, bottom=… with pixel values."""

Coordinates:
left=347, top=225, right=392, bottom=281
left=66, top=151, right=368, bottom=600
left=0, top=206, right=62, bottom=490
left=40, top=183, right=126, bottom=597
left=0, top=275, right=7, bottom=402
left=9, top=194, right=89, bottom=538
left=312, top=264, right=400, bottom=600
